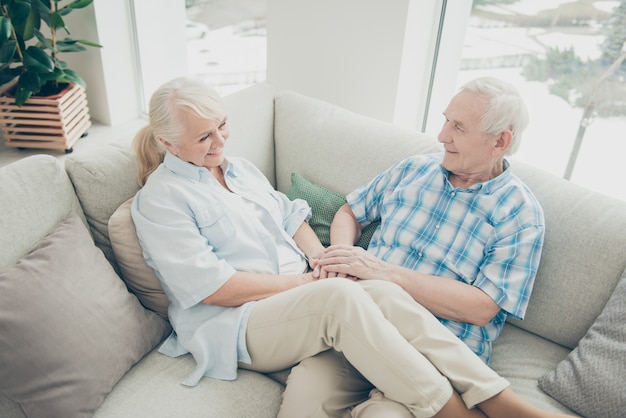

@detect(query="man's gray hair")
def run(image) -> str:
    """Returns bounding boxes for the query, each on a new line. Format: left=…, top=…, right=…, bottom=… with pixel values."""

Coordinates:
left=460, top=77, right=529, bottom=155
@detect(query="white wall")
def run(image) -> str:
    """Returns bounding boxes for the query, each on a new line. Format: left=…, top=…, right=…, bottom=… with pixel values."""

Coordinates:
left=266, top=0, right=449, bottom=129
left=64, top=0, right=187, bottom=125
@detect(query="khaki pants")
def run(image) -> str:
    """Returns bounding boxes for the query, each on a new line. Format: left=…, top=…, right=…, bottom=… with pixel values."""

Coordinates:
left=240, top=279, right=508, bottom=418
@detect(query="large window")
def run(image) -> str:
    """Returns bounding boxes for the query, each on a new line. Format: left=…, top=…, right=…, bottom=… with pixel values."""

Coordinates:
left=185, top=0, right=267, bottom=96
left=177, top=0, right=625, bottom=201
left=430, top=0, right=625, bottom=201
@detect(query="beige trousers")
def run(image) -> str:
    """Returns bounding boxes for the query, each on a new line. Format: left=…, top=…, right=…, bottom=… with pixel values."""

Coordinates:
left=240, top=279, right=508, bottom=418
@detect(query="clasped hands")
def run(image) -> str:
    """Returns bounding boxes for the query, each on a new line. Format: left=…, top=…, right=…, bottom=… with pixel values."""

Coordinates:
left=310, top=245, right=388, bottom=281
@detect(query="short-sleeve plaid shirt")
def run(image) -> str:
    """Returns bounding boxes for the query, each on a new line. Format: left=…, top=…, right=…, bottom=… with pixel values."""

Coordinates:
left=347, top=153, right=545, bottom=363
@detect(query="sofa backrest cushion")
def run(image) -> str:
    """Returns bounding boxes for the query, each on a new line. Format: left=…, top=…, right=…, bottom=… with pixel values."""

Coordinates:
left=0, top=155, right=85, bottom=271
left=273, top=90, right=441, bottom=196
left=508, top=160, right=626, bottom=348
left=65, top=145, right=140, bottom=270
left=223, top=82, right=276, bottom=185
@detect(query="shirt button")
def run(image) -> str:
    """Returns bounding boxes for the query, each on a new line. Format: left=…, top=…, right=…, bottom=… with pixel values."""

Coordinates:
left=435, top=224, right=440, bottom=229
left=450, top=191, right=456, bottom=197
left=418, top=252, right=423, bottom=257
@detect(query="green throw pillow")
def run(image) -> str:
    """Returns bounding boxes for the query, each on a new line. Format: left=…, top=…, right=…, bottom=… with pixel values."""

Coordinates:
left=286, top=172, right=378, bottom=249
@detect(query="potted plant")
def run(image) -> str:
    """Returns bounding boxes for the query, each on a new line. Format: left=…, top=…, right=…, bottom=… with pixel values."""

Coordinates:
left=0, top=0, right=101, bottom=152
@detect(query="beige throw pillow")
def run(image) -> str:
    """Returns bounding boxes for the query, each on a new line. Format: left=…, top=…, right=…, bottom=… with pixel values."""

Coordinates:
left=108, top=198, right=170, bottom=319
left=0, top=213, right=170, bottom=417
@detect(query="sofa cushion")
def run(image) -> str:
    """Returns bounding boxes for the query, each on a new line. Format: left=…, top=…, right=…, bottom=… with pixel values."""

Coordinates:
left=490, top=324, right=575, bottom=414
left=222, top=82, right=276, bottom=185
left=65, top=145, right=141, bottom=269
left=508, top=160, right=626, bottom=348
left=273, top=91, right=442, bottom=196
left=538, top=269, right=626, bottom=418
left=0, top=213, right=170, bottom=418
left=286, top=172, right=377, bottom=248
left=93, top=351, right=283, bottom=418
left=0, top=155, right=84, bottom=271
left=109, top=197, right=169, bottom=319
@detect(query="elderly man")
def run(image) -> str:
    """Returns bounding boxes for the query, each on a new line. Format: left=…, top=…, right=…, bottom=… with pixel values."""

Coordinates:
left=279, top=77, right=546, bottom=417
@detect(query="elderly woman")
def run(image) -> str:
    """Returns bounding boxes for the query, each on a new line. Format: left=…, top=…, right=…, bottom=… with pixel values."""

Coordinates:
left=130, top=77, right=573, bottom=418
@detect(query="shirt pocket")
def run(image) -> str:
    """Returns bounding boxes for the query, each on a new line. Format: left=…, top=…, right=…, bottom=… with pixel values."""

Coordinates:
left=195, top=204, right=236, bottom=249
left=444, top=214, right=494, bottom=283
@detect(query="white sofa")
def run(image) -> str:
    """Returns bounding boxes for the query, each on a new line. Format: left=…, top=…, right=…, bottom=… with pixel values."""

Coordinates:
left=1, top=83, right=625, bottom=418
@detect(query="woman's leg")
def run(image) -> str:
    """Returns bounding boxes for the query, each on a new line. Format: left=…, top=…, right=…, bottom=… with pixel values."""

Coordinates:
left=240, top=279, right=458, bottom=417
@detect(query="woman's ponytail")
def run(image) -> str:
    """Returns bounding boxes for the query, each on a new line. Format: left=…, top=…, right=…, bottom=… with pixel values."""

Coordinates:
left=133, top=125, right=165, bottom=187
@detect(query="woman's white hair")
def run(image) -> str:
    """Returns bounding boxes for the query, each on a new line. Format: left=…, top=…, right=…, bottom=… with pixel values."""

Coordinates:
left=149, top=77, right=225, bottom=146
left=460, top=77, right=529, bottom=155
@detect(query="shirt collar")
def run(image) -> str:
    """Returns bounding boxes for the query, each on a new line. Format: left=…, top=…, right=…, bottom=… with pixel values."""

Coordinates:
left=440, top=158, right=511, bottom=194
left=162, top=151, right=234, bottom=182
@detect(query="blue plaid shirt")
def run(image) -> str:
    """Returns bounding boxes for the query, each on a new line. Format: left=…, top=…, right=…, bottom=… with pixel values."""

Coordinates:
left=347, top=153, right=545, bottom=363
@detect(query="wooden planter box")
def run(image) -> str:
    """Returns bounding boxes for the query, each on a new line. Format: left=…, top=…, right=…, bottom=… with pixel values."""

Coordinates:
left=0, top=83, right=91, bottom=152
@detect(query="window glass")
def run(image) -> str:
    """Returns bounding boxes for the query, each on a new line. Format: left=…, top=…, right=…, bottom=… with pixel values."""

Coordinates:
left=185, top=0, right=267, bottom=96
left=454, top=0, right=625, bottom=201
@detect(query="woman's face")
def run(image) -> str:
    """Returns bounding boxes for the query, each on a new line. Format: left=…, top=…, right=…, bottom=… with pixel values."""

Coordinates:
left=164, top=108, right=230, bottom=169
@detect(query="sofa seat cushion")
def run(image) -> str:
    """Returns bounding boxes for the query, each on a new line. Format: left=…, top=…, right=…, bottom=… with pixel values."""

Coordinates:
left=93, top=349, right=283, bottom=418
left=108, top=197, right=169, bottom=318
left=490, top=324, right=575, bottom=415
left=538, top=270, right=626, bottom=418
left=0, top=213, right=170, bottom=418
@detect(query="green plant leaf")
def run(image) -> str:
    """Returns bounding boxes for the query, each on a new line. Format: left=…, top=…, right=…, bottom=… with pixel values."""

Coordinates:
left=0, top=67, right=21, bottom=85
left=9, top=1, right=32, bottom=27
left=31, top=0, right=51, bottom=28
left=23, top=45, right=54, bottom=72
left=38, top=67, right=64, bottom=83
left=14, top=84, right=32, bottom=106
left=50, top=11, right=68, bottom=33
left=67, top=0, right=94, bottom=9
left=77, top=38, right=102, bottom=48
left=56, top=58, right=67, bottom=69
left=13, top=2, right=41, bottom=41
left=18, top=69, right=42, bottom=92
left=33, top=27, right=54, bottom=51
left=56, top=39, right=86, bottom=53
left=0, top=39, right=17, bottom=63
left=59, top=68, right=85, bottom=86
left=0, top=17, right=12, bottom=44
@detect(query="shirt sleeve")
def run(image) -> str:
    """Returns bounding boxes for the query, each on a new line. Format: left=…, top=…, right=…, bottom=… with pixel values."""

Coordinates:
left=347, top=158, right=413, bottom=227
left=474, top=215, right=545, bottom=321
left=131, top=190, right=237, bottom=310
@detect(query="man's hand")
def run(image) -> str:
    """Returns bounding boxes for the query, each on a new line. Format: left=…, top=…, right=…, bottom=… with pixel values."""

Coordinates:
left=315, top=245, right=389, bottom=281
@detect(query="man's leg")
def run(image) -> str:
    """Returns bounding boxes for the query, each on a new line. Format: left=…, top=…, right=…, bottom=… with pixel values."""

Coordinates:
left=279, top=350, right=371, bottom=418
left=358, top=279, right=509, bottom=409
left=352, top=389, right=413, bottom=418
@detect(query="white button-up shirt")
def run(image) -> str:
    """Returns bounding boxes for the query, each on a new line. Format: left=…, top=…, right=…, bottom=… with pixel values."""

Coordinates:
left=132, top=152, right=310, bottom=385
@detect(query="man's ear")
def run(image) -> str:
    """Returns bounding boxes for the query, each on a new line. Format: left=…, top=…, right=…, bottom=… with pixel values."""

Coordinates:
left=494, top=130, right=513, bottom=156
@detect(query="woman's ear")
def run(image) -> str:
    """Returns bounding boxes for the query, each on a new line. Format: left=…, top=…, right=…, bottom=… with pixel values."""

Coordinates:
left=159, top=137, right=177, bottom=156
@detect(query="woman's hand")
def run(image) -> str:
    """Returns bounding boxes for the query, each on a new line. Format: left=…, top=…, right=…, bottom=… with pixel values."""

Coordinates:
left=315, top=245, right=388, bottom=281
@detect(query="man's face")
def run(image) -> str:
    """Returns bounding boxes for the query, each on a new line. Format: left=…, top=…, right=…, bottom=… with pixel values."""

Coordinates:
left=437, top=90, right=501, bottom=184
